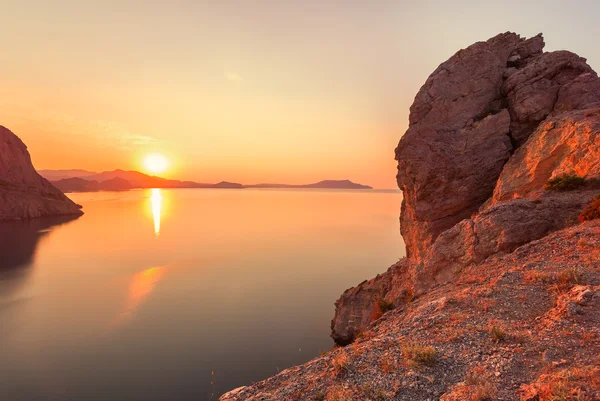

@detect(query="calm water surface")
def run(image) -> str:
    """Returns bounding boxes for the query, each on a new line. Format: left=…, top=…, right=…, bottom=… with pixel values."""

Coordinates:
left=0, top=189, right=404, bottom=401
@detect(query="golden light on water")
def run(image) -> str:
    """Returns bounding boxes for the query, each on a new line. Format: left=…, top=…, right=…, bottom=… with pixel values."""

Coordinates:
left=111, top=266, right=165, bottom=326
left=150, top=188, right=162, bottom=237
left=143, top=153, right=169, bottom=175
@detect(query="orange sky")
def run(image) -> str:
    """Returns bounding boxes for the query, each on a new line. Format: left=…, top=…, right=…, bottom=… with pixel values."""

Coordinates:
left=1, top=1, right=598, bottom=188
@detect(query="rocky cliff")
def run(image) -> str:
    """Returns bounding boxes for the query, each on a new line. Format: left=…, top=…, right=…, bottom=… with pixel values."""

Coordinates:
left=219, top=32, right=600, bottom=401
left=0, top=126, right=83, bottom=220
left=332, top=32, right=600, bottom=345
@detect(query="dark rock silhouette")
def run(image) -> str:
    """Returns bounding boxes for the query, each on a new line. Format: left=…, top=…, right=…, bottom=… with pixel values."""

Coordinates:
left=43, top=169, right=371, bottom=192
left=0, top=126, right=83, bottom=221
left=37, top=169, right=96, bottom=181
left=244, top=180, right=372, bottom=189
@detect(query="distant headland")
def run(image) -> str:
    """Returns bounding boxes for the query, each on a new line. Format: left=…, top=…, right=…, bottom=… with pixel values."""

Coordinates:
left=39, top=169, right=373, bottom=192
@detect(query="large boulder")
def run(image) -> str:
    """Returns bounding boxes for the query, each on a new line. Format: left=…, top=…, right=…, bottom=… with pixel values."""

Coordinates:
left=331, top=259, right=411, bottom=345
left=395, top=32, right=526, bottom=262
left=395, top=32, right=599, bottom=266
left=421, top=189, right=598, bottom=290
left=502, top=51, right=595, bottom=145
left=0, top=125, right=83, bottom=220
left=332, top=32, right=600, bottom=343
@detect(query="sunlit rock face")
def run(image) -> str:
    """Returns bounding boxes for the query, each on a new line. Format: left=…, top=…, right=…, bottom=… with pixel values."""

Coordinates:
left=0, top=125, right=83, bottom=220
left=332, top=32, right=600, bottom=343
left=394, top=32, right=600, bottom=266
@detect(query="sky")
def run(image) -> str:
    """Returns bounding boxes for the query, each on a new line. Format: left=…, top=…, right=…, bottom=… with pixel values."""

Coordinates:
left=1, top=0, right=599, bottom=188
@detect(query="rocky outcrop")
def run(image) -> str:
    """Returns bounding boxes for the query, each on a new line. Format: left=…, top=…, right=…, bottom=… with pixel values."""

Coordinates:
left=220, top=221, right=600, bottom=401
left=394, top=32, right=598, bottom=265
left=0, top=126, right=83, bottom=220
left=332, top=32, right=600, bottom=342
left=218, top=32, right=600, bottom=401
left=493, top=106, right=600, bottom=202
left=331, top=260, right=412, bottom=345
left=503, top=49, right=594, bottom=145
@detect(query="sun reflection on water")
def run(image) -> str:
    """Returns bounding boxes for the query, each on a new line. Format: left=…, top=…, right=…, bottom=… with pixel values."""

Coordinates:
left=111, top=266, right=165, bottom=327
left=150, top=188, right=162, bottom=237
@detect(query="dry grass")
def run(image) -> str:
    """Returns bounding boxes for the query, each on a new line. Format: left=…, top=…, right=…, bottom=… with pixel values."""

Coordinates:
left=519, top=366, right=600, bottom=401
left=490, top=325, right=506, bottom=342
left=402, top=343, right=437, bottom=367
left=360, top=384, right=388, bottom=400
left=443, top=367, right=496, bottom=401
left=325, top=385, right=353, bottom=401
left=465, top=366, right=496, bottom=401
left=524, top=267, right=587, bottom=293
left=370, top=298, right=394, bottom=322
left=331, top=352, right=351, bottom=377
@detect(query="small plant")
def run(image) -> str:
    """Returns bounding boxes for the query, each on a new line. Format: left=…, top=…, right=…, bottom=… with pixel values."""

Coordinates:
left=402, top=343, right=437, bottom=367
left=465, top=366, right=496, bottom=401
left=490, top=325, right=506, bottom=342
left=377, top=299, right=394, bottom=313
left=331, top=352, right=351, bottom=377
left=545, top=174, right=586, bottom=192
left=402, top=288, right=414, bottom=303
left=370, top=298, right=394, bottom=322
left=325, top=386, right=353, bottom=401
left=524, top=267, right=586, bottom=292
left=556, top=267, right=586, bottom=286
left=579, top=194, right=600, bottom=222
left=519, top=366, right=600, bottom=401
left=361, top=385, right=387, bottom=401
left=312, top=393, right=326, bottom=401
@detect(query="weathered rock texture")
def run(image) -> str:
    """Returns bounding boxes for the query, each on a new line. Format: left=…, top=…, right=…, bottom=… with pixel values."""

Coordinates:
left=330, top=32, right=600, bottom=344
left=218, top=32, right=600, bottom=401
left=0, top=125, right=83, bottom=220
left=394, top=32, right=600, bottom=265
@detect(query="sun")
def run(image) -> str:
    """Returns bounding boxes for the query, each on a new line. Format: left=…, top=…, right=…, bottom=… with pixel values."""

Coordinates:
left=143, top=153, right=169, bottom=175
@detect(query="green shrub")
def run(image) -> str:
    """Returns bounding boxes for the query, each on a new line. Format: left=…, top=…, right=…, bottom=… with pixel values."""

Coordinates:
left=579, top=194, right=600, bottom=222
left=545, top=174, right=586, bottom=191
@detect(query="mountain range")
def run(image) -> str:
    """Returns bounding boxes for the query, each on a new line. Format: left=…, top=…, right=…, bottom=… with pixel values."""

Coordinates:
left=39, top=169, right=373, bottom=192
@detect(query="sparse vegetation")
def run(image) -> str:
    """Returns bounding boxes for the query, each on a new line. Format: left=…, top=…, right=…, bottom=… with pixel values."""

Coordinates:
left=402, top=288, right=414, bottom=303
left=524, top=267, right=587, bottom=292
left=370, top=298, right=394, bottom=322
left=361, top=384, right=387, bottom=401
left=312, top=392, right=326, bottom=401
left=331, top=352, right=351, bottom=377
left=377, top=299, right=394, bottom=313
left=519, top=366, right=600, bottom=401
left=545, top=174, right=587, bottom=192
left=579, top=194, right=600, bottom=222
left=402, top=343, right=437, bottom=367
left=325, top=386, right=353, bottom=401
left=465, top=367, right=496, bottom=401
left=490, top=325, right=506, bottom=342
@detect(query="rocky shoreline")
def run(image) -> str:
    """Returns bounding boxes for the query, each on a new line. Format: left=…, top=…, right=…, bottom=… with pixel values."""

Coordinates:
left=220, top=32, right=600, bottom=401
left=0, top=125, right=82, bottom=221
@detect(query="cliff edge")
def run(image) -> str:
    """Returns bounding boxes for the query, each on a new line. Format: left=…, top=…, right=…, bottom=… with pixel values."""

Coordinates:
left=220, top=33, right=600, bottom=401
left=0, top=126, right=83, bottom=220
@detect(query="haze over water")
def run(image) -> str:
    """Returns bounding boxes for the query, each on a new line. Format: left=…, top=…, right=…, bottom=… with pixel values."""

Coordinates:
left=0, top=188, right=403, bottom=400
